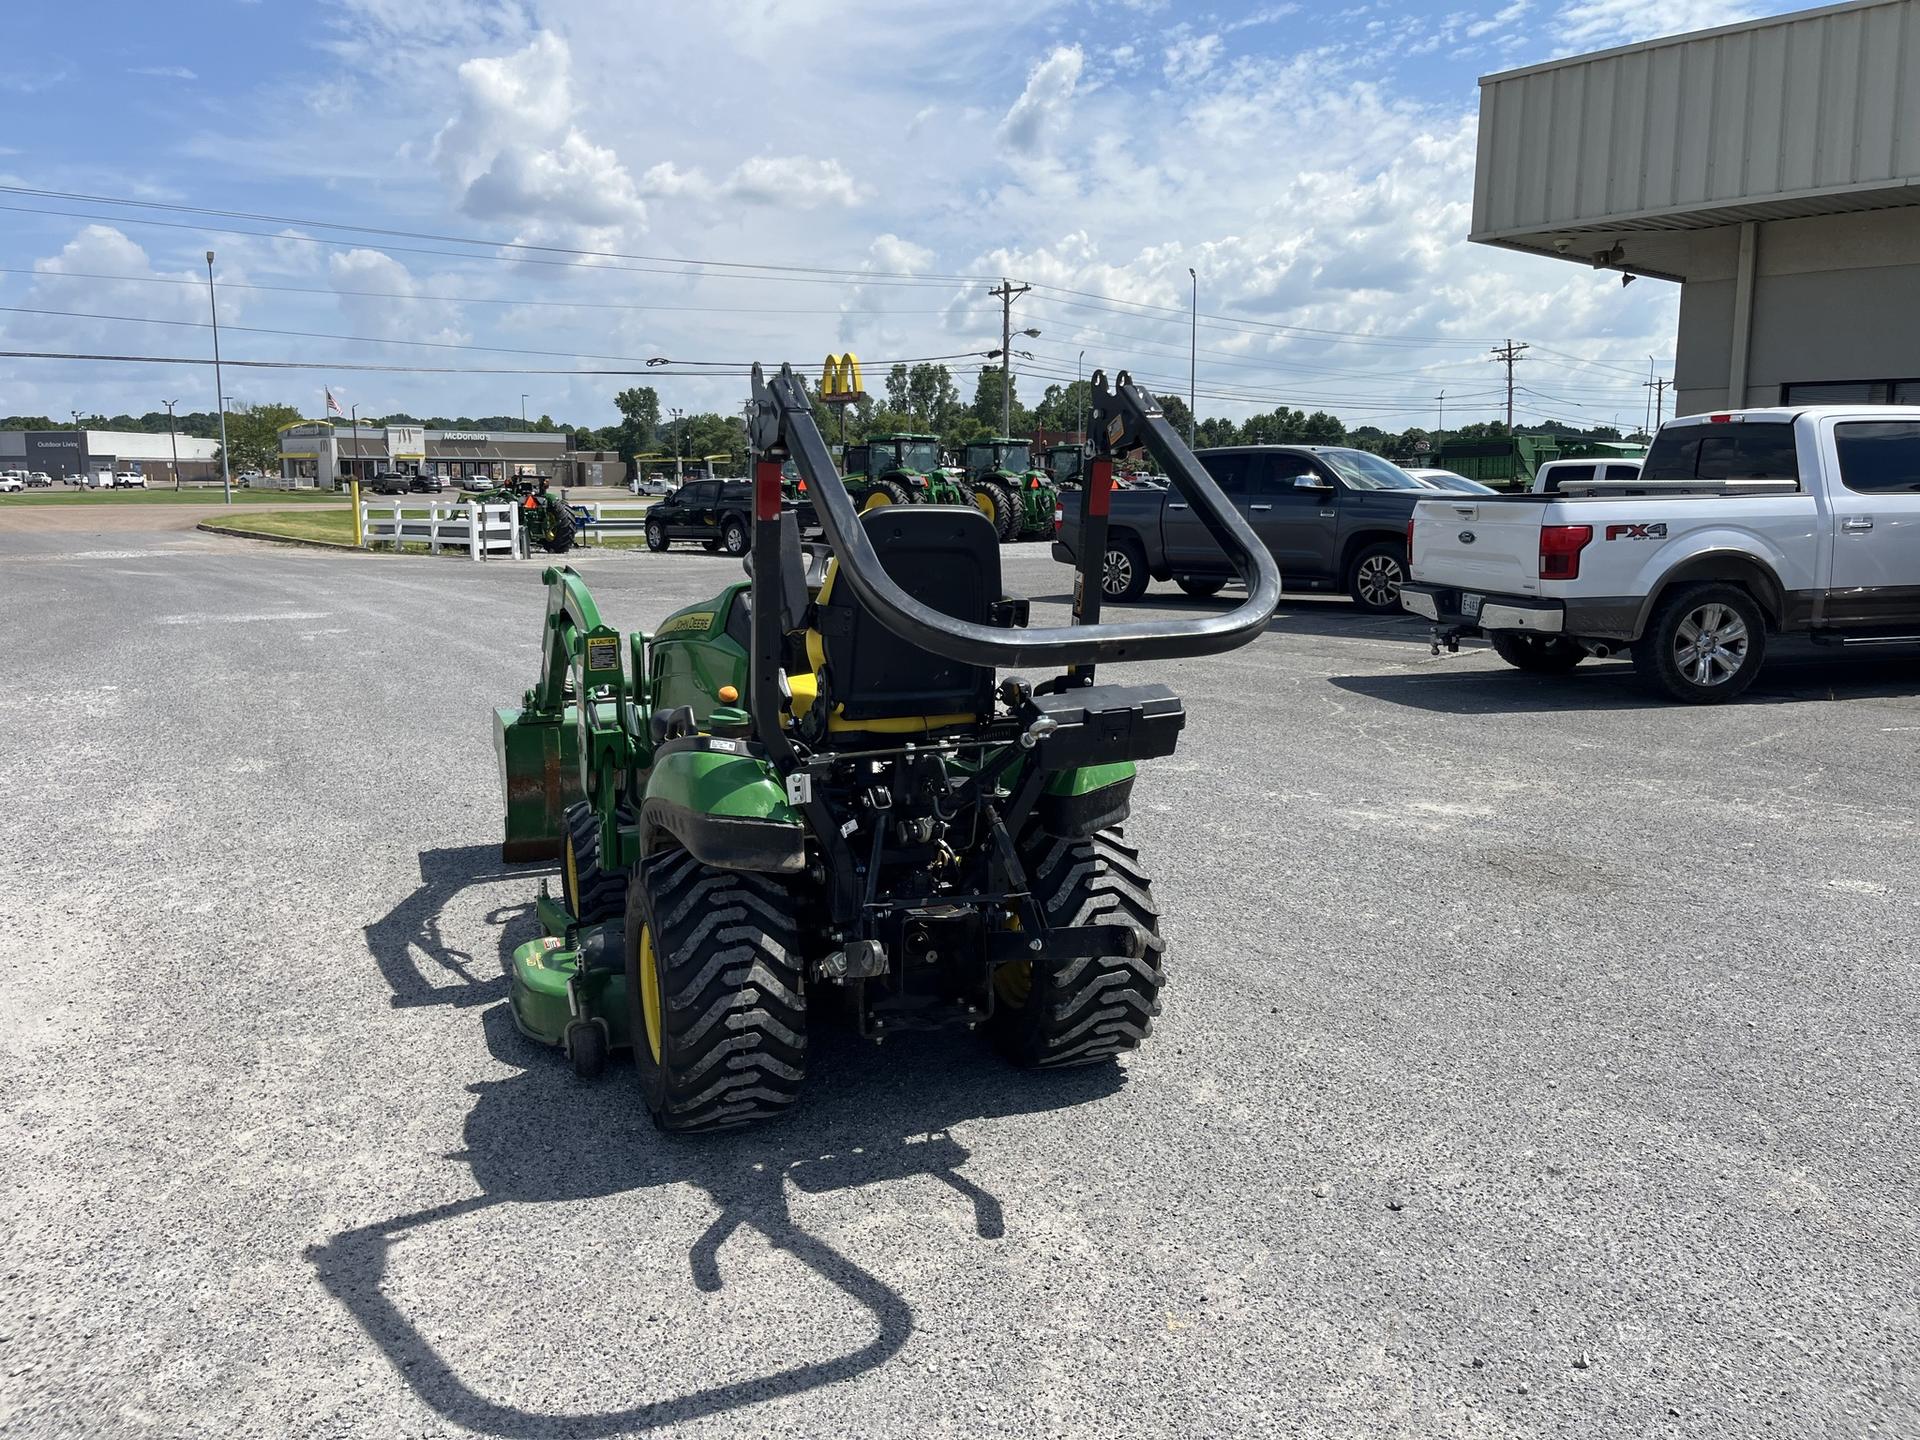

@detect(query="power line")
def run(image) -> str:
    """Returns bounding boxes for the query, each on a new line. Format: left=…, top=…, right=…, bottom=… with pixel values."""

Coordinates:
left=0, top=184, right=991, bottom=286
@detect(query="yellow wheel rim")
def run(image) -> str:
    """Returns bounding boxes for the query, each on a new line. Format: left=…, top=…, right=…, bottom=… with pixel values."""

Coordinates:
left=861, top=490, right=894, bottom=512
left=563, top=835, right=580, bottom=911
left=639, top=923, right=663, bottom=1064
left=972, top=491, right=997, bottom=525
left=992, top=913, right=1031, bottom=1008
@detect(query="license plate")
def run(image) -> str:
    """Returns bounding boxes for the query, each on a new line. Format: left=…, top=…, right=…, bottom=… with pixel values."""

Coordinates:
left=1461, top=592, right=1484, bottom=620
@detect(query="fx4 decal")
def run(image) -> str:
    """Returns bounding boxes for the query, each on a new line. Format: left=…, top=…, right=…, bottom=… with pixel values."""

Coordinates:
left=1605, top=522, right=1668, bottom=541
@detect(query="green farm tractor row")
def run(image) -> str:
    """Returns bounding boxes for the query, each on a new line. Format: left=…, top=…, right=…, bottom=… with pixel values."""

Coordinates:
left=490, top=364, right=1281, bottom=1132
left=814, top=432, right=1060, bottom=544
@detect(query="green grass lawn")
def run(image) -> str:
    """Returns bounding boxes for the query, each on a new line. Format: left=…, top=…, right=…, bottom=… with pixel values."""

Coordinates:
left=1, top=487, right=346, bottom=506
left=204, top=509, right=358, bottom=544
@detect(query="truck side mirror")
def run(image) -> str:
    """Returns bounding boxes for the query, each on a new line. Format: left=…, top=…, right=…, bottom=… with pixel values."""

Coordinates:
left=1290, top=474, right=1333, bottom=492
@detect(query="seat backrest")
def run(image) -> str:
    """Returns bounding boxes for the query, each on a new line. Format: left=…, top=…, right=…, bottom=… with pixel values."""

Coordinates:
left=817, top=506, right=1001, bottom=723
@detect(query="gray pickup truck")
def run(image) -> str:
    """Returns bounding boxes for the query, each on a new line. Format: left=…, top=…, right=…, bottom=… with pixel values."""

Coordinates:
left=1052, top=444, right=1427, bottom=612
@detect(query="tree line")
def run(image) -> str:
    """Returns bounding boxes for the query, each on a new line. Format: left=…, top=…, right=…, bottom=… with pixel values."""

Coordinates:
left=3, top=364, right=1639, bottom=476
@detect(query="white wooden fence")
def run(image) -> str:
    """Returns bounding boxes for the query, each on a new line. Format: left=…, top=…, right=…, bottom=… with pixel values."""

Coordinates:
left=359, top=499, right=520, bottom=559
left=568, top=500, right=657, bottom=544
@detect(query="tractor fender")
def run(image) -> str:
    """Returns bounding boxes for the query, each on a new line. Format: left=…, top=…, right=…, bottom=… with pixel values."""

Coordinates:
left=1036, top=761, right=1136, bottom=836
left=639, top=745, right=806, bottom=873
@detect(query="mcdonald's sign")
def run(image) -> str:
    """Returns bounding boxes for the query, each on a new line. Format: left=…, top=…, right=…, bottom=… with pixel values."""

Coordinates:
left=819, top=352, right=866, bottom=403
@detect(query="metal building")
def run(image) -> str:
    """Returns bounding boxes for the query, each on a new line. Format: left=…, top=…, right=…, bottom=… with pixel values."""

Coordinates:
left=1471, top=0, right=1920, bottom=416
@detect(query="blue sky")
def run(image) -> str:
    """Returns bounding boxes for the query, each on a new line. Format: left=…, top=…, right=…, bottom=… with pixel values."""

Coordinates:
left=0, top=0, right=1788, bottom=433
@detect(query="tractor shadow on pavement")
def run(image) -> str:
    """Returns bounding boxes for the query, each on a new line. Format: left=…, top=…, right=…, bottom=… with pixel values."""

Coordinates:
left=362, top=843, right=539, bottom=1012
left=318, top=870, right=1126, bottom=1438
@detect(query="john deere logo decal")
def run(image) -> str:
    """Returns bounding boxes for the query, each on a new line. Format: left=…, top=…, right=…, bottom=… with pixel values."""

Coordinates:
left=657, top=611, right=715, bottom=636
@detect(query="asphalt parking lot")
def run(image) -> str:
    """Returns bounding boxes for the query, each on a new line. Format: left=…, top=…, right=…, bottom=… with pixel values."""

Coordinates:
left=3, top=514, right=1917, bottom=1439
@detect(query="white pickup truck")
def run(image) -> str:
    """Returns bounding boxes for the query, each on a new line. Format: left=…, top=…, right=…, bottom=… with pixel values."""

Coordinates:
left=1401, top=406, right=1920, bottom=703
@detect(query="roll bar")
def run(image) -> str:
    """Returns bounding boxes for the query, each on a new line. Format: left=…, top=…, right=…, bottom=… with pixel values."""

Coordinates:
left=747, top=363, right=1280, bottom=669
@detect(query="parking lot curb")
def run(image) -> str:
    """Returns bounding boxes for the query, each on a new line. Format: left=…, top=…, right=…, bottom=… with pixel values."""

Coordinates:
left=195, top=521, right=364, bottom=552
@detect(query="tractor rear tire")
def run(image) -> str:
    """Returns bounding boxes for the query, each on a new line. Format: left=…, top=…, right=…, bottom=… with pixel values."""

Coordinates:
left=862, top=477, right=914, bottom=511
left=561, top=802, right=628, bottom=926
left=625, top=848, right=807, bottom=1133
left=973, top=479, right=1019, bottom=543
left=992, top=830, right=1165, bottom=1069
left=542, top=506, right=577, bottom=554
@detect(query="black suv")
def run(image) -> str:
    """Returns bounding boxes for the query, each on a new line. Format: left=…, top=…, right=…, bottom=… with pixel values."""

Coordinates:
left=644, top=479, right=756, bottom=555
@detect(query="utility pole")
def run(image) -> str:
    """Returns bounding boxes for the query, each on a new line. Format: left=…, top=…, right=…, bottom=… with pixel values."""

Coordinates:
left=990, top=278, right=1031, bottom=436
left=1489, top=339, right=1529, bottom=429
left=1436, top=391, right=1446, bottom=446
left=669, top=407, right=685, bottom=481
left=1076, top=349, right=1086, bottom=445
left=206, top=250, right=231, bottom=504
left=1187, top=267, right=1198, bottom=446
left=163, top=399, right=181, bottom=490
left=1642, top=373, right=1671, bottom=431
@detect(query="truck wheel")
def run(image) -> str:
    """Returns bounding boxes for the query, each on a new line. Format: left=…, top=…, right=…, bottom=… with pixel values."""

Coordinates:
left=625, top=848, right=806, bottom=1132
left=645, top=519, right=669, bottom=552
left=561, top=802, right=628, bottom=926
left=721, top=517, right=749, bottom=555
left=1176, top=577, right=1225, bottom=598
left=1101, top=535, right=1150, bottom=602
left=1346, top=542, right=1406, bottom=613
left=1489, top=632, right=1585, bottom=673
left=992, top=830, right=1165, bottom=1068
left=1632, top=582, right=1767, bottom=704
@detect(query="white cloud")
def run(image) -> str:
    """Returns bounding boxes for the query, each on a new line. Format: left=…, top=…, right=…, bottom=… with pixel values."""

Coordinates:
left=1553, top=0, right=1756, bottom=49
left=429, top=30, right=647, bottom=245
left=128, top=65, right=199, bottom=80
left=997, top=45, right=1084, bottom=156
left=326, top=249, right=467, bottom=347
left=1467, top=1, right=1529, bottom=39
left=1164, top=33, right=1224, bottom=83
left=723, top=156, right=864, bottom=209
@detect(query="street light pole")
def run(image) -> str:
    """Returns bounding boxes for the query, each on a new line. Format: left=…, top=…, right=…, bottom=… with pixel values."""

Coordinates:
left=1076, top=349, right=1086, bottom=445
left=163, top=399, right=180, bottom=490
left=521, top=393, right=529, bottom=432
left=1187, top=267, right=1198, bottom=446
left=350, top=404, right=359, bottom=488
left=205, top=251, right=231, bottom=504
left=670, top=407, right=684, bottom=481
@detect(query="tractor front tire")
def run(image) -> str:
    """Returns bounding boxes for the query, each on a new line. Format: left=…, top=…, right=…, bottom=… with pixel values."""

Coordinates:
left=625, top=848, right=807, bottom=1133
left=561, top=802, right=629, bottom=926
left=993, top=830, right=1165, bottom=1069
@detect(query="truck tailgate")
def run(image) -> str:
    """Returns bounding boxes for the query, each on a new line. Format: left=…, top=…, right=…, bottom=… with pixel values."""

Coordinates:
left=1410, top=496, right=1546, bottom=595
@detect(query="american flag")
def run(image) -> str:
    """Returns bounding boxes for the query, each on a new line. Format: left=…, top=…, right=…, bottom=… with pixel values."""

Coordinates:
left=325, top=387, right=345, bottom=418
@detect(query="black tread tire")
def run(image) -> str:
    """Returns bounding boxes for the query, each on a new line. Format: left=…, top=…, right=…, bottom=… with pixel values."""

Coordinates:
left=1489, top=631, right=1585, bottom=673
left=541, top=505, right=577, bottom=554
left=561, top=802, right=629, bottom=926
left=1346, top=541, right=1406, bottom=613
left=701, top=538, right=721, bottom=553
left=625, top=849, right=807, bottom=1132
left=1176, top=577, right=1226, bottom=598
left=867, top=477, right=914, bottom=509
left=721, top=516, right=749, bottom=556
left=1102, top=534, right=1150, bottom=602
left=975, top=479, right=1019, bottom=542
left=645, top=519, right=668, bottom=552
left=567, top=1021, right=608, bottom=1080
left=993, top=830, right=1165, bottom=1069
left=1631, top=581, right=1768, bottom=704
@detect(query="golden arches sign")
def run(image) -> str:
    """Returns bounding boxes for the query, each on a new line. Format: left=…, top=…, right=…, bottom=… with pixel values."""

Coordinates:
left=819, top=352, right=866, bottom=402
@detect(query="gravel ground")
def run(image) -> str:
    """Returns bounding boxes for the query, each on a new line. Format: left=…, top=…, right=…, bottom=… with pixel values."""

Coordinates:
left=2, top=517, right=1916, bottom=1439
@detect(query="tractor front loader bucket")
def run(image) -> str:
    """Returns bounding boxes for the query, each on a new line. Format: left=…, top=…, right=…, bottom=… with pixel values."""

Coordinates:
left=496, top=565, right=639, bottom=861
left=495, top=702, right=583, bottom=861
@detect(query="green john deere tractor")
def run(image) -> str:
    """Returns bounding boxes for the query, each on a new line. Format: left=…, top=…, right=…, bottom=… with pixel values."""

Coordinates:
left=469, top=476, right=581, bottom=554
left=1045, top=442, right=1086, bottom=489
left=491, top=365, right=1280, bottom=1132
left=840, top=433, right=973, bottom=512
left=957, top=437, right=1057, bottom=543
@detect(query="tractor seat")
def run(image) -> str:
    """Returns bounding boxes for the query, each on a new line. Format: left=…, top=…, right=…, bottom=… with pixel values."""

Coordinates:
left=813, top=506, right=1001, bottom=729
